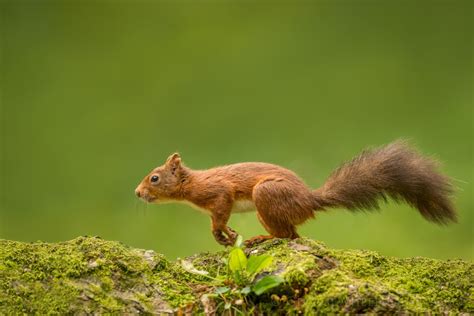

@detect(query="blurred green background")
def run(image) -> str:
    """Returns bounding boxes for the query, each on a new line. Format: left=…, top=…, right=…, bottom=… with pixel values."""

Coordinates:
left=1, top=1, right=472, bottom=260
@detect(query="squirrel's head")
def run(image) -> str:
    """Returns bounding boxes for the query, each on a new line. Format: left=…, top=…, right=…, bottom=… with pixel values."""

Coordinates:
left=134, top=153, right=186, bottom=203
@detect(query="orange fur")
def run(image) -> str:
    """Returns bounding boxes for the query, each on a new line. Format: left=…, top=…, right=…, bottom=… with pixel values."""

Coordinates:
left=135, top=141, right=456, bottom=246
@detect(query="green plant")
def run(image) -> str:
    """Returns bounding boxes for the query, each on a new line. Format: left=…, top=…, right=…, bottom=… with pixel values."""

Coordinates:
left=182, top=236, right=284, bottom=313
left=226, top=238, right=283, bottom=294
left=212, top=236, right=284, bottom=313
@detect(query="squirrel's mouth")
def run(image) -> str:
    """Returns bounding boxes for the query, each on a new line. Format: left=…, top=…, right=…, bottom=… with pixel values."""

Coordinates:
left=141, top=195, right=157, bottom=203
left=147, top=197, right=158, bottom=203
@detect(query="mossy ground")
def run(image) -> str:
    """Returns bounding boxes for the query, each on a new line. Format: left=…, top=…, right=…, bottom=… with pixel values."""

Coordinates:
left=0, top=236, right=472, bottom=314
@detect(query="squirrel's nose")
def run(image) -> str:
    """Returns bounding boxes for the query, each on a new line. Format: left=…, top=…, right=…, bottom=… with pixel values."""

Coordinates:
left=135, top=189, right=141, bottom=198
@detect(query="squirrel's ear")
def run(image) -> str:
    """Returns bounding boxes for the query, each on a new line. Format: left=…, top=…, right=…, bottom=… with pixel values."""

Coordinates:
left=165, top=153, right=182, bottom=174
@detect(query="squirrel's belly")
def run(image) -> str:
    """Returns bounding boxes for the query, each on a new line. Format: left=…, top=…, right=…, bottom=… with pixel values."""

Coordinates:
left=232, top=200, right=256, bottom=213
left=176, top=200, right=212, bottom=215
left=176, top=199, right=256, bottom=214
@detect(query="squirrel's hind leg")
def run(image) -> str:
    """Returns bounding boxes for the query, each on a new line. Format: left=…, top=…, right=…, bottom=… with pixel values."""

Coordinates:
left=251, top=179, right=306, bottom=240
left=256, top=208, right=300, bottom=239
left=244, top=212, right=299, bottom=246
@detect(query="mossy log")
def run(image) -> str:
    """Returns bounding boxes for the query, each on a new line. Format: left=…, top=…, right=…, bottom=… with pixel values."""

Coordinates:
left=0, top=236, right=472, bottom=314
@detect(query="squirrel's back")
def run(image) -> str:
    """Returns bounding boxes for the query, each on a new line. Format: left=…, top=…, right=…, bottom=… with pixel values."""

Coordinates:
left=189, top=162, right=310, bottom=199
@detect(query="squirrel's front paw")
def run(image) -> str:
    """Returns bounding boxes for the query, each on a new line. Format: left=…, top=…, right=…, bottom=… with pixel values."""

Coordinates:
left=225, top=226, right=238, bottom=245
left=212, top=229, right=232, bottom=246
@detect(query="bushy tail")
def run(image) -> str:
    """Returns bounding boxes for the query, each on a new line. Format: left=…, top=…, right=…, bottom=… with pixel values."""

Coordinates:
left=313, top=140, right=456, bottom=224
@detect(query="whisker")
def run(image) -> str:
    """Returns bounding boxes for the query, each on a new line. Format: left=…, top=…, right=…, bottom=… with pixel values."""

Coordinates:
left=134, top=199, right=142, bottom=216
left=451, top=177, right=467, bottom=185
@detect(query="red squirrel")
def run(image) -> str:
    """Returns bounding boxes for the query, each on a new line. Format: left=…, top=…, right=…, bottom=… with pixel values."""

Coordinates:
left=135, top=141, right=456, bottom=246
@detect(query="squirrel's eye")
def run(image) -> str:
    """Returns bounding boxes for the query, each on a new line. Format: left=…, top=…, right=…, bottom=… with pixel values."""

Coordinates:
left=150, top=175, right=159, bottom=183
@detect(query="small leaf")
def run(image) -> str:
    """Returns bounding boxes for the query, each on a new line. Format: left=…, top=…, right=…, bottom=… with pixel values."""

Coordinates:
left=215, top=275, right=227, bottom=281
left=240, top=286, right=251, bottom=295
left=224, top=302, right=231, bottom=309
left=206, top=293, right=219, bottom=298
left=246, top=255, right=272, bottom=277
left=252, top=275, right=284, bottom=295
left=228, top=248, right=247, bottom=273
left=215, top=286, right=230, bottom=295
left=180, top=260, right=209, bottom=276
left=234, top=235, right=244, bottom=248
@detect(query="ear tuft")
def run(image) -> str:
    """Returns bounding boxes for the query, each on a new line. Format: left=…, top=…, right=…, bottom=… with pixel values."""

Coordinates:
left=165, top=153, right=182, bottom=174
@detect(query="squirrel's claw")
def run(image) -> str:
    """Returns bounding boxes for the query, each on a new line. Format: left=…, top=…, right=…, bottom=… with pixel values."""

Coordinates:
left=225, top=226, right=238, bottom=245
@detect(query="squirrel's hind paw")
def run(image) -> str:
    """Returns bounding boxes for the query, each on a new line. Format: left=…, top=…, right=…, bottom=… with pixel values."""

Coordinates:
left=244, top=235, right=274, bottom=247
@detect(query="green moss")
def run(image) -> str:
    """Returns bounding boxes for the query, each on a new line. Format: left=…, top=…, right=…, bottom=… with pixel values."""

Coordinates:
left=0, top=236, right=472, bottom=314
left=302, top=246, right=474, bottom=314
left=305, top=276, right=350, bottom=314
left=0, top=236, right=172, bottom=314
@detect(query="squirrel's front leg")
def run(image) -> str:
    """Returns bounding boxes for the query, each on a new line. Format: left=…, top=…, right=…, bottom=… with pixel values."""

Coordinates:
left=211, top=203, right=237, bottom=246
